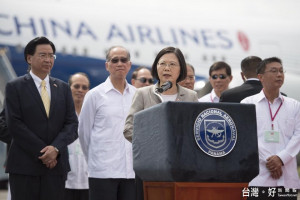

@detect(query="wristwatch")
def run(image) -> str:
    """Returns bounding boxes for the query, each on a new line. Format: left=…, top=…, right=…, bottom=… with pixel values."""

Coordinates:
left=54, top=147, right=59, bottom=153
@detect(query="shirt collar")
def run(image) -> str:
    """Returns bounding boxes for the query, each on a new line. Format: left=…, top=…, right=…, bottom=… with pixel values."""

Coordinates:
left=211, top=89, right=220, bottom=102
left=257, top=90, right=284, bottom=103
left=246, top=78, right=260, bottom=81
left=30, top=71, right=49, bottom=87
left=104, top=77, right=130, bottom=94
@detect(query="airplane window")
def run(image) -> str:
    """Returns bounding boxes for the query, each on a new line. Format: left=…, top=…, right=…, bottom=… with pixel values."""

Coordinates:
left=134, top=51, right=139, bottom=58
left=15, top=44, right=23, bottom=54
left=72, top=48, right=77, bottom=55
left=104, top=49, right=108, bottom=57
left=83, top=48, right=88, bottom=56
left=202, top=55, right=207, bottom=61
left=212, top=55, right=216, bottom=61
left=184, top=54, right=189, bottom=60
left=61, top=47, right=67, bottom=55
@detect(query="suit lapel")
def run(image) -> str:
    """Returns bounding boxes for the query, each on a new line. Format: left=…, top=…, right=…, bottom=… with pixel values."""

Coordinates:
left=24, top=74, right=48, bottom=117
left=176, top=85, right=186, bottom=101
left=49, top=77, right=58, bottom=117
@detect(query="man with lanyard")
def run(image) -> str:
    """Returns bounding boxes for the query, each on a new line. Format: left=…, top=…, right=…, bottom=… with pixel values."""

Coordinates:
left=241, top=57, right=300, bottom=199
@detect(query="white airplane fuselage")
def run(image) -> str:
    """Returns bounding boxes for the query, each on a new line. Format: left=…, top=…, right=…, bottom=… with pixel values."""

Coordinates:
left=1, top=0, right=299, bottom=100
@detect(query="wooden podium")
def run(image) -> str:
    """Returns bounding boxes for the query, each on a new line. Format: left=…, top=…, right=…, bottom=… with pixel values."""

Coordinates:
left=144, top=182, right=248, bottom=200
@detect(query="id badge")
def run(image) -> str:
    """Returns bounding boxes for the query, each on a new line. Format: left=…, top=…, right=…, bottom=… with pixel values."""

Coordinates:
left=264, top=130, right=280, bottom=143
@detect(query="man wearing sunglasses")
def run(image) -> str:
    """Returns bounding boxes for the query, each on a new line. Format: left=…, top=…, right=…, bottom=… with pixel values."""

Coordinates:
left=78, top=46, right=136, bottom=200
left=198, top=61, right=232, bottom=102
left=65, top=72, right=90, bottom=200
left=131, top=66, right=154, bottom=88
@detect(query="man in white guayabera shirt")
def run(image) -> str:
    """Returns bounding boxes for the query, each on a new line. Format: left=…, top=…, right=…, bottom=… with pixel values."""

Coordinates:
left=78, top=46, right=136, bottom=200
left=242, top=57, right=300, bottom=200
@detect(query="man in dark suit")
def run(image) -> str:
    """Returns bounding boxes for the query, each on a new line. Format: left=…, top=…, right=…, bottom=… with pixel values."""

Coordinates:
left=219, top=56, right=262, bottom=103
left=4, top=37, right=78, bottom=200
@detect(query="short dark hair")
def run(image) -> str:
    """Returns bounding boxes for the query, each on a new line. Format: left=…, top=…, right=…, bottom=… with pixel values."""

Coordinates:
left=241, top=56, right=262, bottom=78
left=24, top=36, right=56, bottom=64
left=257, top=57, right=282, bottom=74
left=209, top=61, right=231, bottom=76
left=186, top=63, right=195, bottom=74
left=131, top=66, right=150, bottom=80
left=105, top=46, right=130, bottom=61
left=68, top=72, right=90, bottom=88
left=151, top=47, right=187, bottom=83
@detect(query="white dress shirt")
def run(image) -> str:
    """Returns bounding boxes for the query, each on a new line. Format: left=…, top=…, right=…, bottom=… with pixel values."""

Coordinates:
left=65, top=114, right=89, bottom=189
left=30, top=71, right=51, bottom=99
left=241, top=90, right=300, bottom=188
left=198, top=89, right=219, bottom=102
left=161, top=93, right=178, bottom=102
left=79, top=77, right=136, bottom=179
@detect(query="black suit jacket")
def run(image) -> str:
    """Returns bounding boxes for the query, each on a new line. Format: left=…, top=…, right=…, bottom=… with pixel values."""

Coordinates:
left=219, top=80, right=263, bottom=103
left=5, top=74, right=78, bottom=177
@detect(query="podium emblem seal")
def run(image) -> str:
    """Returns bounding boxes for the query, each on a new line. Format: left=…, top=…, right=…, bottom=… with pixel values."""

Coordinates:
left=194, top=108, right=237, bottom=157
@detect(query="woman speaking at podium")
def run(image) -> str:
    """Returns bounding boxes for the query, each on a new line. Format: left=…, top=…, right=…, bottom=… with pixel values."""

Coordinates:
left=123, top=46, right=198, bottom=200
left=123, top=46, right=198, bottom=142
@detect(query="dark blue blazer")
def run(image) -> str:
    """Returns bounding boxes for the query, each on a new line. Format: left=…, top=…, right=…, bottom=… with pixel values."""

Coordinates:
left=5, top=74, right=78, bottom=177
left=219, top=80, right=263, bottom=103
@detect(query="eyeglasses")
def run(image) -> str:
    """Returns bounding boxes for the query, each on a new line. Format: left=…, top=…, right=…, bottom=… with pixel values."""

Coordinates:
left=264, top=68, right=286, bottom=74
left=38, top=53, right=56, bottom=60
left=185, top=75, right=195, bottom=81
left=211, top=74, right=227, bottom=80
left=136, top=77, right=154, bottom=84
left=73, top=84, right=89, bottom=90
left=109, top=57, right=129, bottom=63
left=157, top=62, right=179, bottom=68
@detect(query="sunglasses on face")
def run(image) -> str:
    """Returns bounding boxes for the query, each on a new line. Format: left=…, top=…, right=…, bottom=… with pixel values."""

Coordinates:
left=211, top=74, right=227, bottom=80
left=137, top=77, right=154, bottom=84
left=73, top=84, right=89, bottom=90
left=109, top=57, right=129, bottom=63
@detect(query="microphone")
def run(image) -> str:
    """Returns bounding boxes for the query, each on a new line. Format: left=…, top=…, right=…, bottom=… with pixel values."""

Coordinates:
left=155, top=81, right=173, bottom=93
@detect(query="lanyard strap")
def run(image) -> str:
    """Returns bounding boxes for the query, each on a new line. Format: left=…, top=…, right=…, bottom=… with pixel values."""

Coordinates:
left=267, top=97, right=284, bottom=130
